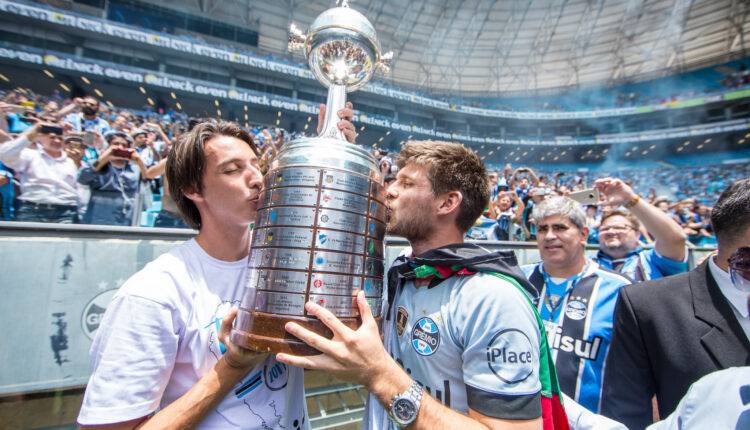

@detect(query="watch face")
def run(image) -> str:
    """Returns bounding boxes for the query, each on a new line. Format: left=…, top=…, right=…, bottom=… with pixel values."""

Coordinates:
left=394, top=398, right=416, bottom=422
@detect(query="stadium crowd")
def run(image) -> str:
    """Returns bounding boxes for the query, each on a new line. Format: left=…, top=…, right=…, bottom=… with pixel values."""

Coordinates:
left=0, top=88, right=286, bottom=227
left=0, top=86, right=742, bottom=250
left=370, top=151, right=745, bottom=247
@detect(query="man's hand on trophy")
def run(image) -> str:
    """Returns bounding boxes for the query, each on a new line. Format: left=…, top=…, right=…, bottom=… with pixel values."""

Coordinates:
left=218, top=307, right=268, bottom=370
left=276, top=291, right=400, bottom=391
left=317, top=101, right=357, bottom=143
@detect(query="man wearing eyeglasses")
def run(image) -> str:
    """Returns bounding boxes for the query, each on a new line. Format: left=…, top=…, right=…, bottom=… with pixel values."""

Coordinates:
left=601, top=179, right=750, bottom=429
left=592, top=178, right=688, bottom=282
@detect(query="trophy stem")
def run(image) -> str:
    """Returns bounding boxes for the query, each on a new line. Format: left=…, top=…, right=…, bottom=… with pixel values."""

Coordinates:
left=318, top=84, right=348, bottom=141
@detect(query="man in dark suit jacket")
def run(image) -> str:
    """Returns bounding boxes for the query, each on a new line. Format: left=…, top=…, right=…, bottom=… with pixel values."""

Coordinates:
left=601, top=179, right=750, bottom=429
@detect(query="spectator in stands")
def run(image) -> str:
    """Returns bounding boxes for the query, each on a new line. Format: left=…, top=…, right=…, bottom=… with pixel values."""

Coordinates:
left=488, top=171, right=500, bottom=201
left=131, top=128, right=156, bottom=166
left=590, top=163, right=749, bottom=208
left=143, top=122, right=170, bottom=161
left=6, top=106, right=36, bottom=134
left=140, top=123, right=170, bottom=197
left=522, top=186, right=551, bottom=240
left=671, top=199, right=713, bottom=245
left=601, top=179, right=750, bottom=429
left=145, top=157, right=189, bottom=229
left=0, top=91, right=43, bottom=133
left=379, top=154, right=394, bottom=178
left=0, top=160, right=14, bottom=220
left=493, top=190, right=524, bottom=241
left=63, top=134, right=85, bottom=169
left=653, top=197, right=671, bottom=214
left=585, top=205, right=600, bottom=244
left=45, top=98, right=81, bottom=122
left=497, top=175, right=509, bottom=192
left=465, top=208, right=501, bottom=240
left=510, top=166, right=540, bottom=202
left=111, top=114, right=132, bottom=133
left=79, top=129, right=105, bottom=168
left=695, top=204, right=714, bottom=245
left=593, top=177, right=687, bottom=281
left=0, top=101, right=16, bottom=133
left=64, top=96, right=110, bottom=135
left=522, top=196, right=632, bottom=413
left=77, top=131, right=149, bottom=226
left=0, top=121, right=79, bottom=223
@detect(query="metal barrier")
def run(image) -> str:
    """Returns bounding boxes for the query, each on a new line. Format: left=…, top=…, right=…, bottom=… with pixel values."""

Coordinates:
left=0, top=222, right=714, bottom=428
left=306, top=383, right=367, bottom=430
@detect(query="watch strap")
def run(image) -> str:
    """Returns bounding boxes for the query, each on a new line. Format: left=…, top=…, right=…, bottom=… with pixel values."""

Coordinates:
left=388, top=380, right=423, bottom=426
left=390, top=380, right=422, bottom=408
left=624, top=194, right=640, bottom=209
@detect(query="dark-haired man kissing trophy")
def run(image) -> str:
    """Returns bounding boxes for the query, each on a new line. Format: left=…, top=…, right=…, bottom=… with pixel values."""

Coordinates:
left=77, top=105, right=357, bottom=430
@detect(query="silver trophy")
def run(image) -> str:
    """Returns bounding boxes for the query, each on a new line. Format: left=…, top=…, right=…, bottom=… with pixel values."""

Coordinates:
left=232, top=1, right=392, bottom=355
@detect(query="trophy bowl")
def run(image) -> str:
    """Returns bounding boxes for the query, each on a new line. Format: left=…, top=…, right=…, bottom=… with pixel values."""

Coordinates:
left=304, top=6, right=381, bottom=91
left=231, top=2, right=391, bottom=355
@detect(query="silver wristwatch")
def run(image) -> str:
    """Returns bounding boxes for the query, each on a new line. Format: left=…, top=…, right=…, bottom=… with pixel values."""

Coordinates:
left=388, top=381, right=423, bottom=427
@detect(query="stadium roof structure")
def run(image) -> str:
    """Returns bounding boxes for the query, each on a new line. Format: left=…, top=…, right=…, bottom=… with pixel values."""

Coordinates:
left=153, top=0, right=750, bottom=96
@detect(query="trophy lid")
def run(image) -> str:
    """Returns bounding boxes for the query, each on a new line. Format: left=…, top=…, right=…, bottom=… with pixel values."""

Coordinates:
left=289, top=2, right=390, bottom=92
left=308, top=6, right=381, bottom=56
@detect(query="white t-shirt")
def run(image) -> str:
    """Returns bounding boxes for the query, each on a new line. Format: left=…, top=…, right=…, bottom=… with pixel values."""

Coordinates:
left=648, top=367, right=750, bottom=430
left=78, top=239, right=307, bottom=430
left=561, top=367, right=750, bottom=430
left=0, top=136, right=79, bottom=206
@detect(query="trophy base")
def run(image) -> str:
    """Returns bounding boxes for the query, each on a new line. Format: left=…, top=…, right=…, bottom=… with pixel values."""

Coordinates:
left=231, top=311, right=379, bottom=356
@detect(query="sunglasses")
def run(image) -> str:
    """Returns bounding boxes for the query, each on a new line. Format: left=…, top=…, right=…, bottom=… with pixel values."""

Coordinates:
left=728, top=247, right=750, bottom=292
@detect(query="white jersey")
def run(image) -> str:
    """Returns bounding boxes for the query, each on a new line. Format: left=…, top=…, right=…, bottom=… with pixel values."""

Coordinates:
left=78, top=239, right=307, bottom=430
left=366, top=260, right=543, bottom=429
left=562, top=367, right=750, bottom=430
left=648, top=367, right=750, bottom=430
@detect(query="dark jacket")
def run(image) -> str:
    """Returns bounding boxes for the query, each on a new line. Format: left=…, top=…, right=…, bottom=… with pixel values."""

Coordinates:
left=600, top=260, right=750, bottom=429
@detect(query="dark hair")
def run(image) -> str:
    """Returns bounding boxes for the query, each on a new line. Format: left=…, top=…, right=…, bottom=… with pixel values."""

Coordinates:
left=710, top=178, right=750, bottom=246
left=396, top=140, right=489, bottom=232
left=166, top=120, right=258, bottom=229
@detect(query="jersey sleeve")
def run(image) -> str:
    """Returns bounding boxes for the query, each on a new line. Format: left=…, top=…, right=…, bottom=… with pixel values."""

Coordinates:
left=77, top=292, right=180, bottom=425
left=450, top=274, right=543, bottom=419
left=643, top=248, right=688, bottom=278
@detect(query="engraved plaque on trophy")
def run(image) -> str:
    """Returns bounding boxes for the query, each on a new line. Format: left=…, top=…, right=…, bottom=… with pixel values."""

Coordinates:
left=231, top=1, right=392, bottom=355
